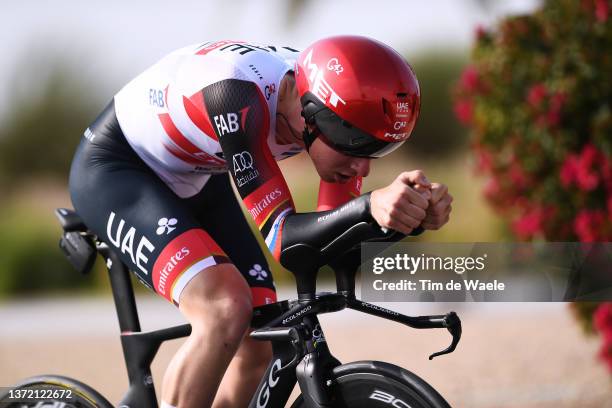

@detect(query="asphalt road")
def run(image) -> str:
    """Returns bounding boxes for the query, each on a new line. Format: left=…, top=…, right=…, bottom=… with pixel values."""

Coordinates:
left=1, top=294, right=611, bottom=408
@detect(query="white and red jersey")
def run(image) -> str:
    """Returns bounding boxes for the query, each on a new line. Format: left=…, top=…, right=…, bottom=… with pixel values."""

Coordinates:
left=114, top=41, right=303, bottom=198
left=112, top=40, right=363, bottom=262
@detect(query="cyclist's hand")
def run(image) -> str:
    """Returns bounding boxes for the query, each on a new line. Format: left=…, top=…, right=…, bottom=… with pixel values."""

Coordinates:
left=421, top=182, right=453, bottom=230
left=370, top=171, right=431, bottom=235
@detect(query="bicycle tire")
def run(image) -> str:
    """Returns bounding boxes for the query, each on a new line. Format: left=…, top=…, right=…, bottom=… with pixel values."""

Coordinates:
left=0, top=374, right=113, bottom=408
left=291, top=360, right=451, bottom=408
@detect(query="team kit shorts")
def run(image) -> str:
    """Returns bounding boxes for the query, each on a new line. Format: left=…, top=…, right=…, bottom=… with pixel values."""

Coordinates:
left=69, top=102, right=277, bottom=307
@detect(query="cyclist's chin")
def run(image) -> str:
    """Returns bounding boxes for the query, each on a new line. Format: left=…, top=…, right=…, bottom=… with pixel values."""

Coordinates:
left=319, top=172, right=351, bottom=184
left=320, top=173, right=336, bottom=183
left=334, top=173, right=352, bottom=184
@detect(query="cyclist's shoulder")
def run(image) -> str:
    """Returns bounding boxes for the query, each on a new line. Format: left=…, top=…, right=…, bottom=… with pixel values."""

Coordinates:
left=117, top=40, right=299, bottom=93
left=190, top=40, right=300, bottom=63
left=166, top=40, right=299, bottom=72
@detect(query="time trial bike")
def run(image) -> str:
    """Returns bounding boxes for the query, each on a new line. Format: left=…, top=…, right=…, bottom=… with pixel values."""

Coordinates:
left=0, top=208, right=461, bottom=408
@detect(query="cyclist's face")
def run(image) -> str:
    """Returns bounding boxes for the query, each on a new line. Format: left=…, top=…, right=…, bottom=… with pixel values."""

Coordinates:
left=309, top=136, right=371, bottom=183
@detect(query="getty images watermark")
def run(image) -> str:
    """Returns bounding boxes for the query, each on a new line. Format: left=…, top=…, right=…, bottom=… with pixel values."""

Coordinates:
left=360, top=242, right=612, bottom=302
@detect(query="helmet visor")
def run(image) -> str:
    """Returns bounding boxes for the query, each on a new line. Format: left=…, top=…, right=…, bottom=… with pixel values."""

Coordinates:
left=303, top=94, right=406, bottom=158
left=316, top=128, right=406, bottom=158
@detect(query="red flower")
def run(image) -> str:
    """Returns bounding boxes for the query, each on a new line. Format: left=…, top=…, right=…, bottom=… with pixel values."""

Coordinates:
left=595, top=304, right=612, bottom=372
left=546, top=92, right=566, bottom=127
left=483, top=178, right=507, bottom=211
left=574, top=210, right=606, bottom=242
left=509, top=161, right=529, bottom=189
left=512, top=207, right=545, bottom=239
left=599, top=328, right=612, bottom=342
left=576, top=144, right=601, bottom=191
left=581, top=143, right=599, bottom=163
left=546, top=109, right=561, bottom=127
left=560, top=145, right=606, bottom=191
left=583, top=0, right=610, bottom=21
left=475, top=147, right=494, bottom=172
left=600, top=345, right=612, bottom=371
left=527, top=83, right=547, bottom=107
left=602, top=155, right=612, bottom=186
left=560, top=155, right=579, bottom=187
left=595, top=303, right=612, bottom=333
left=596, top=0, right=609, bottom=22
left=460, top=66, right=480, bottom=93
left=484, top=178, right=500, bottom=199
left=550, top=92, right=567, bottom=111
left=454, top=99, right=474, bottom=125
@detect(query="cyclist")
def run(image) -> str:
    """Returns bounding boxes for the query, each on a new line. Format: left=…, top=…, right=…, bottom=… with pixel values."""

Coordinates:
left=69, top=36, right=453, bottom=408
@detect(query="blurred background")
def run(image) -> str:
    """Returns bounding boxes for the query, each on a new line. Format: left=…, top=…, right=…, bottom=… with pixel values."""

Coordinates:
left=1, top=0, right=611, bottom=407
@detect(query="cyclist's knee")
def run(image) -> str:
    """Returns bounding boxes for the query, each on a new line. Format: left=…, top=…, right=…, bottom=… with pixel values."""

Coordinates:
left=178, top=263, right=253, bottom=342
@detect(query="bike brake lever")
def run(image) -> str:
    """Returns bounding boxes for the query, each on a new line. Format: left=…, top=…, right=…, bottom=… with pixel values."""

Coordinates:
left=428, top=312, right=462, bottom=360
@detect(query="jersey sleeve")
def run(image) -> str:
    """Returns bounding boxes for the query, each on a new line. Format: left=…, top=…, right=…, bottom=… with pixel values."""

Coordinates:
left=205, top=78, right=387, bottom=272
left=316, top=177, right=362, bottom=211
left=204, top=78, right=295, bottom=260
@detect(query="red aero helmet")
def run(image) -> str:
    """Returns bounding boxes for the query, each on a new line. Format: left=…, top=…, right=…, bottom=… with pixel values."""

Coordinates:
left=295, top=35, right=420, bottom=158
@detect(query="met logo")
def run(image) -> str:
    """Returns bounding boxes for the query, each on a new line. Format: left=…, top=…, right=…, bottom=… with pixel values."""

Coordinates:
left=302, top=49, right=346, bottom=108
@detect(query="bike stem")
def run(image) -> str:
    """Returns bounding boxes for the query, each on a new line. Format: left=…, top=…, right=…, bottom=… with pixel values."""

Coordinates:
left=252, top=292, right=462, bottom=360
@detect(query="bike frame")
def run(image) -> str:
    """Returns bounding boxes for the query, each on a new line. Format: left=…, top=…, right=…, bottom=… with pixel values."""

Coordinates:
left=98, top=245, right=185, bottom=407
left=99, top=242, right=459, bottom=408
left=100, top=242, right=334, bottom=408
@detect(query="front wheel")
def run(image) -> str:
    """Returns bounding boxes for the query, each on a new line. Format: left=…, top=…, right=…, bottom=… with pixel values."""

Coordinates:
left=0, top=375, right=113, bottom=408
left=291, top=360, right=451, bottom=408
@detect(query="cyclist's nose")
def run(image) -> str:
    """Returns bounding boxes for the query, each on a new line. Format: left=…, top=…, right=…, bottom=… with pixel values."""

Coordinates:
left=351, top=157, right=370, bottom=177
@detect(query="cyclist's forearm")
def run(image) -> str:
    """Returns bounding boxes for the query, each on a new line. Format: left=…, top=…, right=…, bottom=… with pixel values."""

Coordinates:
left=279, top=193, right=425, bottom=272
left=279, top=193, right=374, bottom=270
left=316, top=177, right=362, bottom=211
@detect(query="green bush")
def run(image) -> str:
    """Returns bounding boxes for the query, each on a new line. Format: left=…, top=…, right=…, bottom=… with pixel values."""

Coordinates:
left=454, top=0, right=612, bottom=373
left=454, top=0, right=612, bottom=241
left=0, top=209, right=100, bottom=297
left=0, top=51, right=104, bottom=191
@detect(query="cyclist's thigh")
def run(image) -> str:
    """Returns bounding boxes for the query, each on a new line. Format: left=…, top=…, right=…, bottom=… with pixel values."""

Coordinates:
left=69, top=103, right=230, bottom=305
left=187, top=174, right=277, bottom=306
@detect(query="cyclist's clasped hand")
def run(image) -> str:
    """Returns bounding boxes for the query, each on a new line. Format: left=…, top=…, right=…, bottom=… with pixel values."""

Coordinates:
left=370, top=171, right=432, bottom=235
left=421, top=182, right=453, bottom=231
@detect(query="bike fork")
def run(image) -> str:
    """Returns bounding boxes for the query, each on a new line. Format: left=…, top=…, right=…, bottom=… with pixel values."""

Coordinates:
left=249, top=315, right=340, bottom=408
